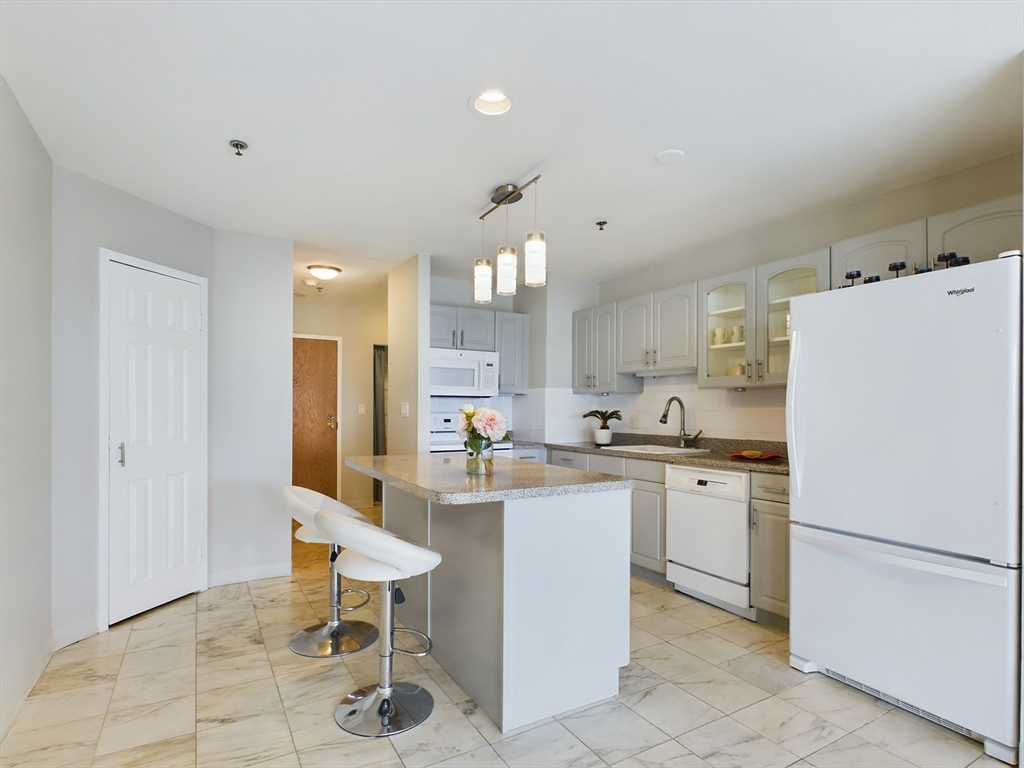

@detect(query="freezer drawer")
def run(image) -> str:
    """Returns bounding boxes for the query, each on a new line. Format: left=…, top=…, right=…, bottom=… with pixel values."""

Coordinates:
left=790, top=524, right=1020, bottom=751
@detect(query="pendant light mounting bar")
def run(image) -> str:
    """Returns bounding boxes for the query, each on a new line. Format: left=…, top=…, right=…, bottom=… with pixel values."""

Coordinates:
left=479, top=174, right=542, bottom=220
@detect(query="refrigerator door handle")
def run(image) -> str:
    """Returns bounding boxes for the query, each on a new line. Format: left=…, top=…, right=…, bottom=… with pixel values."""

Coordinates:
left=792, top=526, right=1010, bottom=587
left=786, top=328, right=801, bottom=498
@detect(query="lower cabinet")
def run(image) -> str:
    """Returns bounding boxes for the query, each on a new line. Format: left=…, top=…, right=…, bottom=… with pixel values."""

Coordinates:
left=631, top=480, right=666, bottom=574
left=549, top=449, right=589, bottom=471
left=750, top=497, right=790, bottom=617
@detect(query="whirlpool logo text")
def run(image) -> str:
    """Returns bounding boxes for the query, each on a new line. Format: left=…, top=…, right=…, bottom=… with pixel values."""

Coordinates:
left=946, top=287, right=975, bottom=297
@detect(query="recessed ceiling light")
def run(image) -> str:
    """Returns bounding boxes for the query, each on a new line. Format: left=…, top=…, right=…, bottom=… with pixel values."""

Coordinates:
left=471, top=89, right=513, bottom=116
left=307, top=265, right=341, bottom=280
left=656, top=149, right=686, bottom=164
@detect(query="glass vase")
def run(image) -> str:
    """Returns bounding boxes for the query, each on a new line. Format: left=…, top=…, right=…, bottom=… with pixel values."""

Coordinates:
left=466, top=439, right=494, bottom=475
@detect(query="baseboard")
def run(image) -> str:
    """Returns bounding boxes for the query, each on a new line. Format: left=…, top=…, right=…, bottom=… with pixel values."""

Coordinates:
left=208, top=560, right=292, bottom=588
left=52, top=616, right=105, bottom=652
left=0, top=632, right=54, bottom=739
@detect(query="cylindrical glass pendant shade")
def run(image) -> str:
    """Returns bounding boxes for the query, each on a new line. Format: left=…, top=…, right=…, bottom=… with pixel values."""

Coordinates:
left=524, top=230, right=546, bottom=287
left=473, top=258, right=492, bottom=304
left=496, top=245, right=517, bottom=296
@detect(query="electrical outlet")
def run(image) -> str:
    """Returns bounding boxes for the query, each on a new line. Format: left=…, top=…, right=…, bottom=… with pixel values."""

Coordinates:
left=358, top=404, right=366, bottom=415
left=630, top=415, right=641, bottom=429
left=400, top=402, right=410, bottom=418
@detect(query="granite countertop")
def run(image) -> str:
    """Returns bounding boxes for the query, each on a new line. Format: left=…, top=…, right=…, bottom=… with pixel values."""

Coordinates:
left=345, top=454, right=634, bottom=505
left=514, top=437, right=790, bottom=476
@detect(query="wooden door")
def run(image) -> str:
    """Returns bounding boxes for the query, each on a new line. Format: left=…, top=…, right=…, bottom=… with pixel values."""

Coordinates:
left=109, top=262, right=205, bottom=624
left=293, top=338, right=338, bottom=498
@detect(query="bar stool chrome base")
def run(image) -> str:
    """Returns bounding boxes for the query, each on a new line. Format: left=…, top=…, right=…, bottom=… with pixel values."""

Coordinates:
left=334, top=683, right=434, bottom=737
left=288, top=620, right=379, bottom=658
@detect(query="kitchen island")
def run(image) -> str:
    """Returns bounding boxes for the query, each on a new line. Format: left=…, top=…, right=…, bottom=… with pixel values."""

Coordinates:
left=345, top=454, right=633, bottom=732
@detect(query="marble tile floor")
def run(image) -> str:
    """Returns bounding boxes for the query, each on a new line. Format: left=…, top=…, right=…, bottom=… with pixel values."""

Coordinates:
left=0, top=505, right=998, bottom=768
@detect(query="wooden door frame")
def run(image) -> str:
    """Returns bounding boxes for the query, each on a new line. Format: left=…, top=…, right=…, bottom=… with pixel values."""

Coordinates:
left=292, top=334, right=343, bottom=499
left=97, top=248, right=209, bottom=637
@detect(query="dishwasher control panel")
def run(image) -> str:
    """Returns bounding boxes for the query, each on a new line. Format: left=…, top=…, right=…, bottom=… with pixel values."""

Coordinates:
left=664, top=465, right=749, bottom=501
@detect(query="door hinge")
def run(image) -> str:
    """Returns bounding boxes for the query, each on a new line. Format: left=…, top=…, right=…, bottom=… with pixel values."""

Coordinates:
left=200, top=546, right=206, bottom=563
left=200, top=314, right=205, bottom=331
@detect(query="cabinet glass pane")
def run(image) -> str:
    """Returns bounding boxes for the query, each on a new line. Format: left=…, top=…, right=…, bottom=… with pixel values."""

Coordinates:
left=765, top=266, right=817, bottom=377
left=706, top=282, right=747, bottom=379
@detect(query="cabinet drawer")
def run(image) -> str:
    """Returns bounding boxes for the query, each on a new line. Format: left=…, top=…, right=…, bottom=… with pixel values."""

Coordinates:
left=550, top=450, right=589, bottom=471
left=750, top=472, right=789, bottom=500
left=625, top=458, right=666, bottom=483
left=512, top=447, right=546, bottom=463
left=589, top=454, right=626, bottom=476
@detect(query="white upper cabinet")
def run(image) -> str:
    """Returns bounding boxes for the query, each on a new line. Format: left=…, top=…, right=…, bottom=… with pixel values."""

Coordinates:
left=652, top=284, right=697, bottom=373
left=698, top=268, right=756, bottom=389
left=573, top=304, right=642, bottom=395
left=927, top=194, right=1022, bottom=266
left=616, top=284, right=697, bottom=376
left=495, top=311, right=529, bottom=395
left=830, top=220, right=927, bottom=289
left=456, top=307, right=495, bottom=351
left=616, top=295, right=652, bottom=373
left=571, top=308, right=592, bottom=393
left=754, top=249, right=830, bottom=387
left=430, top=305, right=459, bottom=349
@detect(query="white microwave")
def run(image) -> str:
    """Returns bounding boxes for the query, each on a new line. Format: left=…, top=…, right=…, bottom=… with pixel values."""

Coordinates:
left=429, top=349, right=499, bottom=397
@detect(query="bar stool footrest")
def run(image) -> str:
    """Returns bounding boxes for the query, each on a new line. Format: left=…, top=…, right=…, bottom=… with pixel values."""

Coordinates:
left=392, top=627, right=432, bottom=657
left=337, top=588, right=371, bottom=611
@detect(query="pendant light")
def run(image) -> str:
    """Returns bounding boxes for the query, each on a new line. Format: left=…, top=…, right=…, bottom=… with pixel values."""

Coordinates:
left=496, top=197, right=518, bottom=296
left=524, top=182, right=546, bottom=287
left=474, top=219, right=492, bottom=304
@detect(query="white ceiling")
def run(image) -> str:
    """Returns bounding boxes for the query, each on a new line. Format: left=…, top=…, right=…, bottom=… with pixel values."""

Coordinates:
left=2, top=1, right=1021, bottom=294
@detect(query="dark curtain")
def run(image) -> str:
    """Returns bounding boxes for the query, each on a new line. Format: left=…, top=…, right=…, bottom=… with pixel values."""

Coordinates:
left=372, top=345, right=388, bottom=503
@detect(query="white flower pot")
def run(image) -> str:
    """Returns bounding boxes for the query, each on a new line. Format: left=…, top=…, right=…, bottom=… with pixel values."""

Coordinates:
left=594, top=429, right=613, bottom=445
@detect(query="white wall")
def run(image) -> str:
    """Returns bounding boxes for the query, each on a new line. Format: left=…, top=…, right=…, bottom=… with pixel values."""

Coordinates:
left=601, top=153, right=1023, bottom=304
left=50, top=168, right=294, bottom=643
left=293, top=301, right=388, bottom=507
left=50, top=167, right=216, bottom=644
left=430, top=274, right=513, bottom=311
left=0, top=76, right=53, bottom=738
left=388, top=254, right=430, bottom=454
left=208, top=230, right=293, bottom=585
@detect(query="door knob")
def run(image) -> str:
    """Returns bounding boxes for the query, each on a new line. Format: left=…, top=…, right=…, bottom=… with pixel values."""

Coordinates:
left=327, top=414, right=336, bottom=430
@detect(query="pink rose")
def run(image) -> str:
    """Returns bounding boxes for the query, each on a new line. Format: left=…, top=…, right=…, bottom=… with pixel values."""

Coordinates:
left=471, top=408, right=507, bottom=442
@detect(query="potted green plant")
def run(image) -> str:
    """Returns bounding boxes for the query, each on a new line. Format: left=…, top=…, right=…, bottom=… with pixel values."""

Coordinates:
left=583, top=409, right=622, bottom=446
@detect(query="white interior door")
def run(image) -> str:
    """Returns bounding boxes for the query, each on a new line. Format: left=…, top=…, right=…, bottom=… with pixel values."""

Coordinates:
left=109, top=261, right=205, bottom=624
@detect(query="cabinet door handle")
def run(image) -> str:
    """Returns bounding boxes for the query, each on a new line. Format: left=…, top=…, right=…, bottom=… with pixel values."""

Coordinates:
left=118, top=442, right=126, bottom=467
left=460, top=330, right=464, bottom=347
left=757, top=359, right=763, bottom=382
left=643, top=348, right=649, bottom=365
left=746, top=360, right=752, bottom=382
left=653, top=349, right=658, bottom=365
left=756, top=485, right=788, bottom=493
left=452, top=330, right=456, bottom=346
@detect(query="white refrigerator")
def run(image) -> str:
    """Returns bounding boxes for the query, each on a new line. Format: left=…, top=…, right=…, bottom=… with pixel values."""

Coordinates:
left=787, top=255, right=1021, bottom=764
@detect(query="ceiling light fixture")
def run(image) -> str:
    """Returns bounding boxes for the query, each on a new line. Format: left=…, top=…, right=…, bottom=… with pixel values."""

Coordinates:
left=496, top=200, right=518, bottom=296
left=474, top=220, right=492, bottom=304
left=229, top=139, right=248, bottom=156
left=307, top=265, right=341, bottom=280
left=656, top=148, right=686, bottom=164
left=524, top=182, right=546, bottom=287
left=471, top=88, right=513, bottom=116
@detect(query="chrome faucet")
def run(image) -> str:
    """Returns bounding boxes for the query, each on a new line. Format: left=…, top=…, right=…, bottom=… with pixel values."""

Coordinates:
left=659, top=397, right=703, bottom=447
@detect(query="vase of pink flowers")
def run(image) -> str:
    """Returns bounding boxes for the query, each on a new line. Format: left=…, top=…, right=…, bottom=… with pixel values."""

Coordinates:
left=457, top=403, right=509, bottom=475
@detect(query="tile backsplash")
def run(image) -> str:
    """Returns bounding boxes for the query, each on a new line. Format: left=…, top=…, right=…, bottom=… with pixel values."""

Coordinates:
left=511, top=374, right=786, bottom=444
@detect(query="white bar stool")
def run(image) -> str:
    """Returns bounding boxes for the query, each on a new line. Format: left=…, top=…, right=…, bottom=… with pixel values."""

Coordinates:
left=314, top=507, right=442, bottom=737
left=283, top=486, right=378, bottom=657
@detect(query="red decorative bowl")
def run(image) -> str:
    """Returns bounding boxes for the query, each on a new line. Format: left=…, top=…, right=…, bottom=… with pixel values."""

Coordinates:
left=728, top=451, right=784, bottom=461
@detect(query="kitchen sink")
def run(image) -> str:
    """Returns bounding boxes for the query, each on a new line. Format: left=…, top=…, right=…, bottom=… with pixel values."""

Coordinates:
left=601, top=445, right=710, bottom=456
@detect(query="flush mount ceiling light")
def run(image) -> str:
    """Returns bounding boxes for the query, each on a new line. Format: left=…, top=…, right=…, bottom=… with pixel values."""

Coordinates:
left=656, top=149, right=686, bottom=164
left=473, top=174, right=546, bottom=295
left=307, top=265, right=341, bottom=280
left=471, top=88, right=513, bottom=116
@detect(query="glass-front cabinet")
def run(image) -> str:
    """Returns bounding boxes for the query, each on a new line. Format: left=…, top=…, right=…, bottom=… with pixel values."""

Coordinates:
left=754, top=249, right=830, bottom=386
left=698, top=250, right=830, bottom=389
left=697, top=269, right=756, bottom=388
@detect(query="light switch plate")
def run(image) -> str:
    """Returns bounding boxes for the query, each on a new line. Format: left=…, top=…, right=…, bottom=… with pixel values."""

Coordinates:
left=358, top=404, right=366, bottom=415
left=400, top=402, right=410, bottom=417
left=630, top=415, right=641, bottom=429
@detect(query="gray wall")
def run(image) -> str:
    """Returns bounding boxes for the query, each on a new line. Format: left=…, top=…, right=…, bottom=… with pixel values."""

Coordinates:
left=0, top=77, right=53, bottom=737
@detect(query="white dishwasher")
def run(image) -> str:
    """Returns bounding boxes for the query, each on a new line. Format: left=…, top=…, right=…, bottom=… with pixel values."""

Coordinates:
left=665, top=465, right=753, bottom=619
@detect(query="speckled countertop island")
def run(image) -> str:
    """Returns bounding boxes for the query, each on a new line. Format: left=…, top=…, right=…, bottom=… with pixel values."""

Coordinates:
left=345, top=454, right=633, bottom=505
